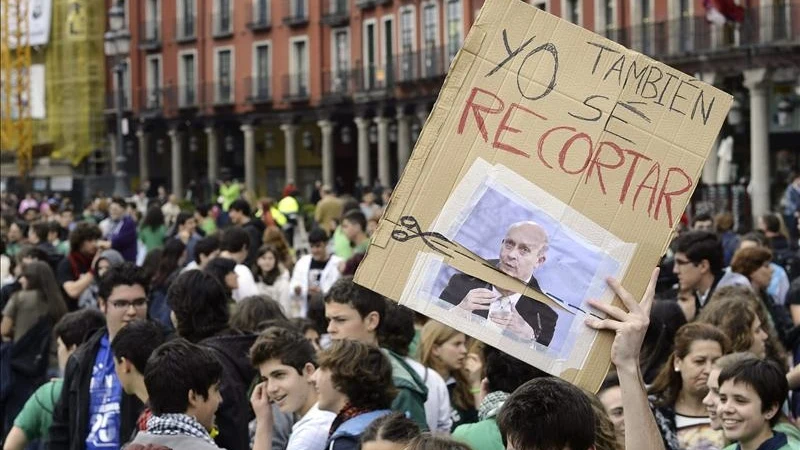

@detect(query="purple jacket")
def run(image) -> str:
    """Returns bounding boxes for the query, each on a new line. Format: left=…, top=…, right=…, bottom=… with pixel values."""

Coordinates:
left=109, top=216, right=138, bottom=262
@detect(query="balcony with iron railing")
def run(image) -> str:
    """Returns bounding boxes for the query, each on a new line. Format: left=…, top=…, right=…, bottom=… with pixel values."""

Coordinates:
left=213, top=12, right=234, bottom=38
left=104, top=90, right=131, bottom=112
left=321, top=70, right=352, bottom=103
left=246, top=76, right=272, bottom=104
left=205, top=80, right=235, bottom=106
left=175, top=14, right=197, bottom=42
left=282, top=73, right=310, bottom=102
left=283, top=0, right=309, bottom=27
left=602, top=3, right=798, bottom=61
left=395, top=46, right=448, bottom=84
left=138, top=87, right=165, bottom=115
left=165, top=84, right=199, bottom=109
left=322, top=0, right=349, bottom=26
left=247, top=0, right=272, bottom=31
left=356, top=0, right=391, bottom=9
left=139, top=21, right=161, bottom=50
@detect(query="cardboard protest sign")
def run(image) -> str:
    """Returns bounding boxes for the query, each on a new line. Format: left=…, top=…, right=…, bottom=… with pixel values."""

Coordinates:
left=354, top=0, right=731, bottom=392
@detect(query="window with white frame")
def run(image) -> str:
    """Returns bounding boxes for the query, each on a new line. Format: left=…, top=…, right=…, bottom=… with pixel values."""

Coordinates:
left=290, top=38, right=308, bottom=96
left=422, top=3, right=439, bottom=77
left=399, top=7, right=415, bottom=81
left=332, top=29, right=349, bottom=92
left=254, top=0, right=270, bottom=24
left=382, top=16, right=394, bottom=71
left=215, top=48, right=233, bottom=102
left=639, top=0, right=652, bottom=54
left=145, top=0, right=160, bottom=41
left=253, top=43, right=270, bottom=97
left=177, top=0, right=196, bottom=39
left=597, top=0, right=615, bottom=33
left=565, top=0, right=581, bottom=25
left=146, top=55, right=162, bottom=108
left=363, top=21, right=377, bottom=88
left=291, top=0, right=306, bottom=18
left=179, top=52, right=196, bottom=106
left=446, top=0, right=462, bottom=62
left=215, top=0, right=232, bottom=35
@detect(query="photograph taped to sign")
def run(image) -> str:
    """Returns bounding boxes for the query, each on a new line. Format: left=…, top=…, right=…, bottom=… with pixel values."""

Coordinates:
left=398, top=158, right=635, bottom=374
left=354, top=0, right=731, bottom=391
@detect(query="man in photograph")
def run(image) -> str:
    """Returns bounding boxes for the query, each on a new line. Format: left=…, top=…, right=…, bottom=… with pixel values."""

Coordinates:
left=439, top=221, right=558, bottom=345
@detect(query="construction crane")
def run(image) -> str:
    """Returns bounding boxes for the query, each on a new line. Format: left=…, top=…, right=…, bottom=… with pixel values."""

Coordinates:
left=1, top=0, right=33, bottom=176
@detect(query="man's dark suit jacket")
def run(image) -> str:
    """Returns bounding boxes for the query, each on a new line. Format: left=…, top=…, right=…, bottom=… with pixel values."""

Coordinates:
left=439, top=261, right=558, bottom=346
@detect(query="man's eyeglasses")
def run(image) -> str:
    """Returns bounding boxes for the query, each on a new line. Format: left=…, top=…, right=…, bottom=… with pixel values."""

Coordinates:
left=674, top=258, right=697, bottom=267
left=110, top=298, right=148, bottom=310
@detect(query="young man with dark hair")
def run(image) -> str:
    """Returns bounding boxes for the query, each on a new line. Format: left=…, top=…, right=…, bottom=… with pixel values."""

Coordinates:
left=692, top=213, right=714, bottom=232
left=174, top=211, right=201, bottom=266
left=324, top=277, right=429, bottom=431
left=48, top=221, right=69, bottom=255
left=453, top=346, right=548, bottom=450
left=218, top=226, right=259, bottom=300
left=312, top=339, right=397, bottom=450
left=111, top=319, right=166, bottom=435
left=167, top=270, right=287, bottom=450
left=718, top=359, right=794, bottom=450
left=49, top=263, right=150, bottom=450
left=228, top=199, right=265, bottom=267
left=28, top=221, right=62, bottom=269
left=125, top=339, right=224, bottom=450
left=56, top=222, right=105, bottom=310
left=672, top=230, right=749, bottom=313
left=290, top=228, right=342, bottom=316
left=182, top=234, right=220, bottom=272
left=341, top=210, right=369, bottom=254
left=194, top=205, right=217, bottom=236
left=249, top=326, right=335, bottom=450
left=4, top=310, right=105, bottom=450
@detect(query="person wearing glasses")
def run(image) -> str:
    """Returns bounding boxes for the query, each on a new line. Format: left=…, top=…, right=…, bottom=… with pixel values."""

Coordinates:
left=671, top=231, right=749, bottom=319
left=289, top=228, right=342, bottom=318
left=49, top=263, right=150, bottom=450
left=439, top=221, right=558, bottom=346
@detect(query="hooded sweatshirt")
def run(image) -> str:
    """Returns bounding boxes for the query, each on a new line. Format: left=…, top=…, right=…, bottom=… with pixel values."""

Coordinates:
left=77, top=249, right=125, bottom=310
left=381, top=348, right=429, bottom=431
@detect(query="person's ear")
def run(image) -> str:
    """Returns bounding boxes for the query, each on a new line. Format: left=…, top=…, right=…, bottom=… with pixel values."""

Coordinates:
left=303, top=362, right=316, bottom=381
left=699, top=259, right=711, bottom=273
left=187, top=389, right=202, bottom=409
left=764, top=403, right=780, bottom=422
left=365, top=311, right=380, bottom=332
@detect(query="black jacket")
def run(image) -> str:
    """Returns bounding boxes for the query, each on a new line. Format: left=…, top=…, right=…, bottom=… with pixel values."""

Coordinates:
left=241, top=219, right=266, bottom=268
left=200, top=332, right=258, bottom=450
left=439, top=261, right=558, bottom=346
left=49, top=329, right=143, bottom=450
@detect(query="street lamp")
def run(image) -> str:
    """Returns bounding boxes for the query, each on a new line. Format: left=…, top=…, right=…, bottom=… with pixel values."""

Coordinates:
left=104, top=1, right=131, bottom=198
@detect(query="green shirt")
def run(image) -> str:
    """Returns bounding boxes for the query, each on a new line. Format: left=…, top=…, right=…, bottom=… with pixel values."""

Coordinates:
left=5, top=242, right=21, bottom=258
left=453, top=418, right=504, bottom=450
left=220, top=183, right=241, bottom=211
left=14, top=379, right=63, bottom=442
left=332, top=226, right=353, bottom=260
left=138, top=225, right=167, bottom=253
left=200, top=217, right=217, bottom=235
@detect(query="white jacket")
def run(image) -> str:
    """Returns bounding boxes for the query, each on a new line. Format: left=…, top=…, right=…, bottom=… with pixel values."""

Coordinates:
left=257, top=270, right=292, bottom=315
left=289, top=254, right=343, bottom=317
left=405, top=357, right=453, bottom=432
left=232, top=263, right=260, bottom=302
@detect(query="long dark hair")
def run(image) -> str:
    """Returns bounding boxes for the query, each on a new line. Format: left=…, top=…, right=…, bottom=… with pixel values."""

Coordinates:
left=140, top=205, right=165, bottom=230
left=205, top=257, right=237, bottom=292
left=253, top=245, right=281, bottom=285
left=152, top=239, right=186, bottom=288
left=22, top=260, right=68, bottom=323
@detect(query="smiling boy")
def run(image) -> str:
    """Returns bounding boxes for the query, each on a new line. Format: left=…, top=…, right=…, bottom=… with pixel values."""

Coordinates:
left=717, top=358, right=796, bottom=450
left=249, top=326, right=335, bottom=450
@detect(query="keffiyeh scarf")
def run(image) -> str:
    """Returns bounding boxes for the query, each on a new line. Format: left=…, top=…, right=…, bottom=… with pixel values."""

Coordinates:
left=478, top=391, right=510, bottom=421
left=146, top=413, right=216, bottom=446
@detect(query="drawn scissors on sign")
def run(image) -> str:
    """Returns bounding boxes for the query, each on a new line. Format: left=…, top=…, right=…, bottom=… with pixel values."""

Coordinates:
left=391, top=216, right=454, bottom=258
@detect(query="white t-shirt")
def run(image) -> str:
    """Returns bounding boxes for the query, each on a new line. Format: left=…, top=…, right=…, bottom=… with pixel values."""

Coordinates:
left=405, top=358, right=453, bottom=432
left=286, top=403, right=336, bottom=450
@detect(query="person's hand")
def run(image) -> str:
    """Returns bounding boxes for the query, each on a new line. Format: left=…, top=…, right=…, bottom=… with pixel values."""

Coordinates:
left=488, top=309, right=535, bottom=341
left=97, top=240, right=111, bottom=250
left=464, top=352, right=483, bottom=387
left=250, top=381, right=273, bottom=423
left=585, top=268, right=659, bottom=369
left=458, top=288, right=499, bottom=312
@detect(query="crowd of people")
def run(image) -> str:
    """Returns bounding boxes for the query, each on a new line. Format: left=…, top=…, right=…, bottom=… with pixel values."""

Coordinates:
left=0, top=179, right=799, bottom=450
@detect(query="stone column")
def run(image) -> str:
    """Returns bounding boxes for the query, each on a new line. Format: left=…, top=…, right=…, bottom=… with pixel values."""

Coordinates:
left=375, top=116, right=391, bottom=186
left=354, top=116, right=371, bottom=186
left=317, top=119, right=335, bottom=187
left=698, top=72, right=719, bottom=185
left=136, top=129, right=149, bottom=185
left=280, top=123, right=298, bottom=183
left=241, top=123, right=257, bottom=196
left=396, top=107, right=411, bottom=176
left=744, top=68, right=771, bottom=223
left=205, top=126, right=219, bottom=187
left=167, top=128, right=184, bottom=198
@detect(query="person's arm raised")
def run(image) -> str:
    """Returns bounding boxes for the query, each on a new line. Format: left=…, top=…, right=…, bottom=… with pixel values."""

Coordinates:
left=586, top=268, right=665, bottom=450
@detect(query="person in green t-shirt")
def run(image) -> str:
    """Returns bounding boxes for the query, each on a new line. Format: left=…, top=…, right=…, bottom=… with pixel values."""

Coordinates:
left=195, top=205, right=217, bottom=236
left=342, top=210, right=369, bottom=255
left=138, top=206, right=167, bottom=253
left=4, top=309, right=105, bottom=450
left=219, top=180, right=242, bottom=212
